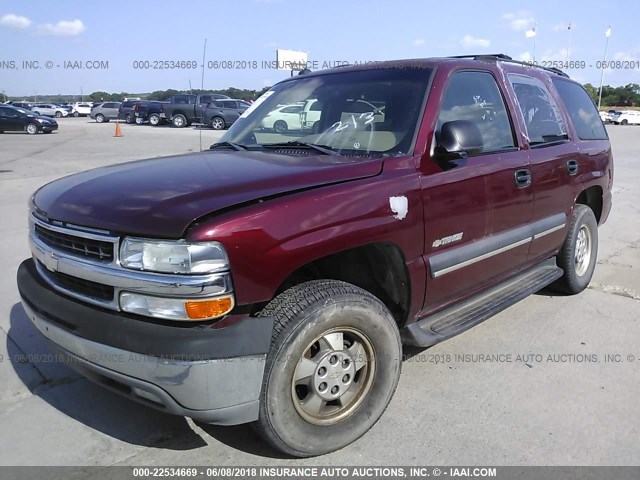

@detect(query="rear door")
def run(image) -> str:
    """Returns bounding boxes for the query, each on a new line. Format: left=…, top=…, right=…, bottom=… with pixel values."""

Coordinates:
left=422, top=70, right=532, bottom=311
left=0, top=107, right=25, bottom=131
left=507, top=74, right=578, bottom=261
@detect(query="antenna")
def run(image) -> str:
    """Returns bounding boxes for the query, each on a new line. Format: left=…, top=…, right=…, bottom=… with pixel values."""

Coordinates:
left=200, top=38, right=207, bottom=152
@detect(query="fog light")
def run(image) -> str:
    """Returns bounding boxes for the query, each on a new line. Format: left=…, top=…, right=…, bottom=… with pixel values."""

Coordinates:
left=119, top=292, right=234, bottom=321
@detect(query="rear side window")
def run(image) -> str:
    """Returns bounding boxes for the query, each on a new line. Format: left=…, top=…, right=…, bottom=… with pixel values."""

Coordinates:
left=438, top=70, right=516, bottom=153
left=552, top=79, right=607, bottom=140
left=509, top=74, right=567, bottom=146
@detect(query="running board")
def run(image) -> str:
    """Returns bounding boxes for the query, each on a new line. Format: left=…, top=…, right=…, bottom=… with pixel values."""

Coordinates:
left=401, top=258, right=563, bottom=347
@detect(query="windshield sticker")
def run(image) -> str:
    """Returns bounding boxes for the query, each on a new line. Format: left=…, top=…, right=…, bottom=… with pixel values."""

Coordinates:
left=240, top=91, right=275, bottom=119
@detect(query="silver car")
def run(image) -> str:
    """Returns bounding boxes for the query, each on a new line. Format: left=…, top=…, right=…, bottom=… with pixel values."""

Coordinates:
left=90, top=102, right=122, bottom=123
left=31, top=104, right=68, bottom=118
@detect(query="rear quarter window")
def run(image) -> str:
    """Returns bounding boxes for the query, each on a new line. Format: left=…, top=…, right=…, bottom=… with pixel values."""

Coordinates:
left=552, top=79, right=608, bottom=140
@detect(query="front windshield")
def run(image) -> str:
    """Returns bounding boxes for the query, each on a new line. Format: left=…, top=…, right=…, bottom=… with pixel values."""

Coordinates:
left=221, top=67, right=432, bottom=156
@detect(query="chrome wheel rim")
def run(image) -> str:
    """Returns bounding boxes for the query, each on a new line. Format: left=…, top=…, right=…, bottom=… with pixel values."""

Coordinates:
left=96, top=115, right=104, bottom=123
left=174, top=117, right=184, bottom=127
left=150, top=115, right=159, bottom=125
left=575, top=225, right=592, bottom=277
left=291, top=327, right=375, bottom=426
left=26, top=124, right=37, bottom=134
left=212, top=118, right=224, bottom=129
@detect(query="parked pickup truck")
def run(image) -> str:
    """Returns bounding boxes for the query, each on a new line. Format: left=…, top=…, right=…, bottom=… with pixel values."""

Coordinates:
left=17, top=54, right=612, bottom=457
left=160, top=93, right=230, bottom=127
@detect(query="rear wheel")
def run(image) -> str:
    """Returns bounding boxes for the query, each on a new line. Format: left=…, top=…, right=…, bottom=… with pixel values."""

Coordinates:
left=26, top=123, right=38, bottom=135
left=73, top=111, right=79, bottom=117
left=95, top=114, right=105, bottom=123
left=554, top=204, right=598, bottom=294
left=172, top=114, right=187, bottom=128
left=135, top=117, right=144, bottom=125
left=210, top=116, right=225, bottom=130
left=253, top=280, right=402, bottom=457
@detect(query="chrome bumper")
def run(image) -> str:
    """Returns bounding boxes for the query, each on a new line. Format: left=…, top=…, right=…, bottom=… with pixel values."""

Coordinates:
left=21, top=300, right=266, bottom=425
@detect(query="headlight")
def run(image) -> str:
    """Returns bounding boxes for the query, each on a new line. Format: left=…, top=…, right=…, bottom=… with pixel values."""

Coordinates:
left=120, top=238, right=229, bottom=274
left=36, top=118, right=48, bottom=124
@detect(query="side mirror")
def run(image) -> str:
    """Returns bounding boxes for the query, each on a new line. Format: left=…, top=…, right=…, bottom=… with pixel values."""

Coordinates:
left=434, top=120, right=483, bottom=169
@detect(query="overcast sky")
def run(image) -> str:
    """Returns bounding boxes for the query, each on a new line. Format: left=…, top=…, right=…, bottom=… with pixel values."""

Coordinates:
left=0, top=0, right=637, bottom=97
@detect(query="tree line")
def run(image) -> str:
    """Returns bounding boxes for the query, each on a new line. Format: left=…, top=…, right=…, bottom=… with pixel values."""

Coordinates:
left=6, top=83, right=639, bottom=108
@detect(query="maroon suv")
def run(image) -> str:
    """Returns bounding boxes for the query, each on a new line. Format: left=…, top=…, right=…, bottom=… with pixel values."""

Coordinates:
left=17, top=54, right=612, bottom=457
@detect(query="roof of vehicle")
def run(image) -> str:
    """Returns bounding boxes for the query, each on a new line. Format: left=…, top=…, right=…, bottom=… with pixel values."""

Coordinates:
left=279, top=54, right=572, bottom=84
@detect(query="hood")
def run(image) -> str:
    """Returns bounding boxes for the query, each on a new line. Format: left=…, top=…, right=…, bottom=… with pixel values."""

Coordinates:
left=27, top=112, right=56, bottom=123
left=33, top=150, right=383, bottom=238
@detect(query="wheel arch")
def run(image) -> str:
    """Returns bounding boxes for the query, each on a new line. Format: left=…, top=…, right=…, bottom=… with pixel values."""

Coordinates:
left=266, top=242, right=411, bottom=328
left=575, top=185, right=603, bottom=224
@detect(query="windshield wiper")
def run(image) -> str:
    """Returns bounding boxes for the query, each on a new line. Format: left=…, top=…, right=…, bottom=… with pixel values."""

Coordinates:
left=261, top=141, right=338, bottom=156
left=209, top=141, right=248, bottom=151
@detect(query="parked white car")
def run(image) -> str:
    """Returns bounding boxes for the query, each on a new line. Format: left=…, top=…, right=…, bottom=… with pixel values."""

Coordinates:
left=30, top=104, right=68, bottom=118
left=261, top=104, right=305, bottom=132
left=612, top=110, right=640, bottom=125
left=70, top=102, right=92, bottom=117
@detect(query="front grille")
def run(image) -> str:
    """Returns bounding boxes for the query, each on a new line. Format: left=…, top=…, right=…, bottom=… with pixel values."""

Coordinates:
left=40, top=263, right=115, bottom=301
left=35, top=223, right=114, bottom=261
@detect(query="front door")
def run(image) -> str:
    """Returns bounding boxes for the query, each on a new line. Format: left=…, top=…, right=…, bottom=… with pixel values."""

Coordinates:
left=421, top=69, right=532, bottom=313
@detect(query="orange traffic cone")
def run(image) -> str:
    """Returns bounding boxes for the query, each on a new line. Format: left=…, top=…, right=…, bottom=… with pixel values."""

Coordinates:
left=114, top=121, right=123, bottom=137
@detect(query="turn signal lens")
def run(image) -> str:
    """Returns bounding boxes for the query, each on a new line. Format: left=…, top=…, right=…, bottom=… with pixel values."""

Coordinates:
left=185, top=297, right=234, bottom=320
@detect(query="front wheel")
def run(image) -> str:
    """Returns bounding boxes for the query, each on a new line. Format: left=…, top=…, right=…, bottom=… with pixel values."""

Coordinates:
left=26, top=123, right=38, bottom=135
left=621, top=119, right=628, bottom=126
left=554, top=204, right=598, bottom=294
left=55, top=111, right=62, bottom=118
left=73, top=111, right=79, bottom=117
left=253, top=280, right=401, bottom=457
left=95, top=114, right=105, bottom=123
left=273, top=120, right=288, bottom=133
left=149, top=113, right=161, bottom=126
left=210, top=116, right=225, bottom=130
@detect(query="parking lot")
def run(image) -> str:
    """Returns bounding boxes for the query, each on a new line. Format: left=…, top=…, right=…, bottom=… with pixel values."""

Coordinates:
left=0, top=118, right=638, bottom=466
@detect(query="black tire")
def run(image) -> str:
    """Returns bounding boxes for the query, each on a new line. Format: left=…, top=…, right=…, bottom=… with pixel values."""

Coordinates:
left=55, top=111, right=62, bottom=118
left=172, top=114, right=187, bottom=128
left=149, top=113, right=161, bottom=126
left=274, top=120, right=288, bottom=133
left=621, top=119, right=628, bottom=126
left=73, top=111, right=79, bottom=117
left=554, top=204, right=598, bottom=294
left=95, top=114, right=105, bottom=123
left=26, top=123, right=38, bottom=135
left=253, top=280, right=402, bottom=457
left=210, top=116, right=225, bottom=130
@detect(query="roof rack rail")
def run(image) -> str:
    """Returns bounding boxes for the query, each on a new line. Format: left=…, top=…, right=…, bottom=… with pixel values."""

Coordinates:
left=448, top=54, right=513, bottom=60
left=447, top=53, right=570, bottom=78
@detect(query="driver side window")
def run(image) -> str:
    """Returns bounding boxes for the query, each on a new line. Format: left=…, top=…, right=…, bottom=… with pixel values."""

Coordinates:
left=437, top=71, right=516, bottom=155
